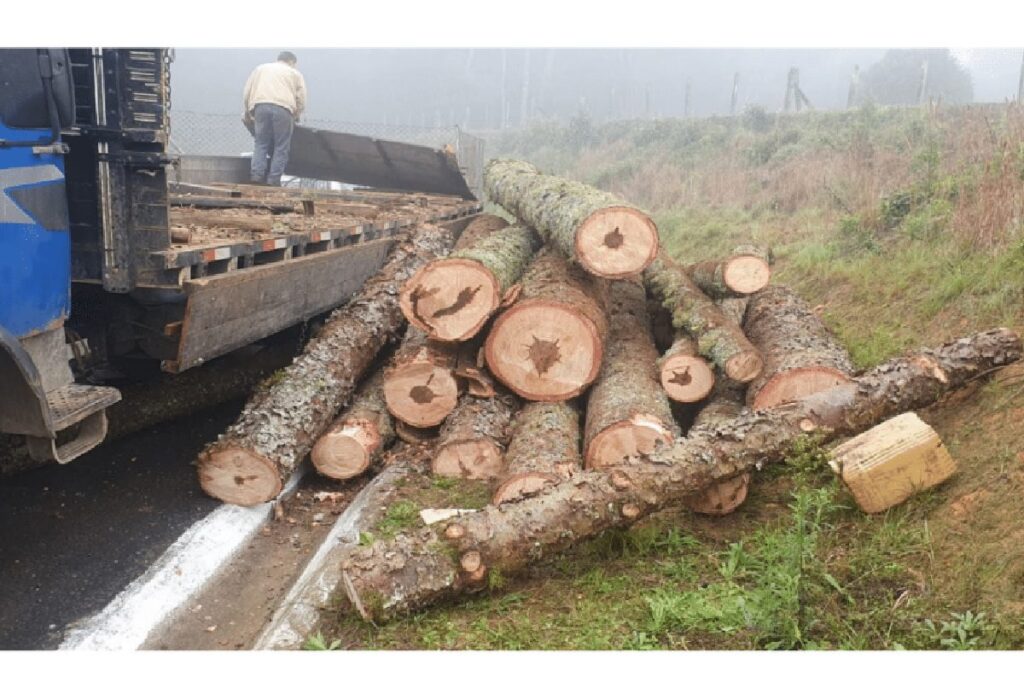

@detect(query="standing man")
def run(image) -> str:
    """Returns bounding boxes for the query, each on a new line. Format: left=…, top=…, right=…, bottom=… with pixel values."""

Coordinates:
left=242, top=51, right=307, bottom=186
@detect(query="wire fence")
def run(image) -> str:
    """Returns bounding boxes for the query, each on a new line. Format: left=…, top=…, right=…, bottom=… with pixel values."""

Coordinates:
left=168, top=110, right=470, bottom=156
left=168, top=110, right=486, bottom=196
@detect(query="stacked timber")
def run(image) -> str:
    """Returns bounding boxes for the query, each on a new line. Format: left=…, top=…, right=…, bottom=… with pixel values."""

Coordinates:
left=484, top=159, right=659, bottom=278
left=583, top=280, right=678, bottom=470
left=743, top=285, right=855, bottom=409
left=383, top=327, right=459, bottom=428
left=400, top=221, right=539, bottom=342
left=196, top=224, right=454, bottom=506
left=484, top=249, right=609, bottom=401
left=492, top=401, right=581, bottom=505
left=311, top=369, right=394, bottom=480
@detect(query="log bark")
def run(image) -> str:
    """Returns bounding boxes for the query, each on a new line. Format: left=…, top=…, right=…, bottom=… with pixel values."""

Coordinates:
left=684, top=376, right=751, bottom=515
left=400, top=224, right=539, bottom=341
left=492, top=401, right=582, bottom=505
left=686, top=245, right=773, bottom=297
left=340, top=328, right=1021, bottom=620
left=432, top=392, right=519, bottom=480
left=195, top=225, right=454, bottom=506
left=584, top=280, right=678, bottom=470
left=483, top=159, right=659, bottom=278
left=744, top=285, right=856, bottom=409
left=484, top=248, right=609, bottom=401
left=644, top=251, right=764, bottom=383
left=383, top=326, right=460, bottom=428
left=311, top=369, right=395, bottom=480
left=456, top=214, right=513, bottom=250
left=394, top=420, right=439, bottom=445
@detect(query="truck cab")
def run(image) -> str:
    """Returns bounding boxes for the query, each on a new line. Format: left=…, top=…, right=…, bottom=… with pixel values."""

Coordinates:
left=0, top=49, right=120, bottom=463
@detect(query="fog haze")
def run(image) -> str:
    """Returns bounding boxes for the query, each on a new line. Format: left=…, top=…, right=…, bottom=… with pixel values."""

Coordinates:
left=170, top=48, right=1024, bottom=128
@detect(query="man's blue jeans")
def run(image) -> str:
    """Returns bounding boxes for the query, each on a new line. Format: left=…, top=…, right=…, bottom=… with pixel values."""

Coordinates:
left=251, top=103, right=294, bottom=186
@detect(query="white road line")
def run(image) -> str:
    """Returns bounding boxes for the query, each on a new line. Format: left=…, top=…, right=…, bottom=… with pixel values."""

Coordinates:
left=59, top=468, right=305, bottom=651
left=252, top=466, right=407, bottom=650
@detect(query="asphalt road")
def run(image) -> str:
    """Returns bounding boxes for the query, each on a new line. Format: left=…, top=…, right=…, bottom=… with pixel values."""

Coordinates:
left=0, top=401, right=241, bottom=650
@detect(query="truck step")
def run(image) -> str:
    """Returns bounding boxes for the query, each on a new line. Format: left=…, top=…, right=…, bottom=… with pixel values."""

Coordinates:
left=25, top=384, right=122, bottom=464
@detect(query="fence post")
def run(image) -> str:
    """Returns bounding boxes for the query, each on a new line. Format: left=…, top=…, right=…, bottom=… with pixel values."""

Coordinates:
left=519, top=49, right=531, bottom=127
left=1018, top=49, right=1024, bottom=103
left=730, top=72, right=740, bottom=115
left=784, top=68, right=796, bottom=112
left=847, top=64, right=860, bottom=109
left=917, top=59, right=929, bottom=104
left=684, top=80, right=691, bottom=117
left=500, top=48, right=508, bottom=129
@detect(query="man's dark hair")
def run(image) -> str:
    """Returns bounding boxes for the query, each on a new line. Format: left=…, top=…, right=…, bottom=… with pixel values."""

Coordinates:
left=278, top=51, right=297, bottom=64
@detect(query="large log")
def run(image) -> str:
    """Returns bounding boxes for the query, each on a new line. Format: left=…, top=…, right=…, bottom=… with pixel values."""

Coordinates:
left=483, top=159, right=659, bottom=278
left=195, top=225, right=454, bottom=506
left=401, top=224, right=539, bottom=341
left=484, top=248, right=609, bottom=401
left=686, top=245, right=773, bottom=297
left=584, top=280, right=678, bottom=470
left=644, top=251, right=764, bottom=383
left=311, top=368, right=395, bottom=480
left=492, top=401, right=581, bottom=505
left=432, top=392, right=519, bottom=480
left=383, top=327, right=460, bottom=428
left=683, top=377, right=751, bottom=515
left=744, top=285, right=856, bottom=409
left=340, top=328, right=1021, bottom=620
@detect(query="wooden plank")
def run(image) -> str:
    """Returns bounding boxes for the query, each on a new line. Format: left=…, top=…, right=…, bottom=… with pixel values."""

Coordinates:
left=168, top=238, right=394, bottom=372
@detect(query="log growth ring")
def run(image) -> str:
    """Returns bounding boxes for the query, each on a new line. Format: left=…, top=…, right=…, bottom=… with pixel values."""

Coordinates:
left=575, top=207, right=659, bottom=278
left=198, top=446, right=283, bottom=506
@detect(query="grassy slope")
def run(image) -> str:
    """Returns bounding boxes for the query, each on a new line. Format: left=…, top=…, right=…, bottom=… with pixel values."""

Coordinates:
left=317, top=104, right=1024, bottom=650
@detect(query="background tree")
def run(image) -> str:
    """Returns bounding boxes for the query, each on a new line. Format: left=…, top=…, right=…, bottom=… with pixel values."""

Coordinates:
left=860, top=49, right=973, bottom=106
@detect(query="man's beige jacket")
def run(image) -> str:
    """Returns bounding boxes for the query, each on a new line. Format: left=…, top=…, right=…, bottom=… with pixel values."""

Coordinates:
left=242, top=61, right=307, bottom=120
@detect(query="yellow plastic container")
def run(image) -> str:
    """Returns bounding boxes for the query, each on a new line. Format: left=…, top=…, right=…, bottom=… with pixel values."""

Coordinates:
left=830, top=412, right=957, bottom=514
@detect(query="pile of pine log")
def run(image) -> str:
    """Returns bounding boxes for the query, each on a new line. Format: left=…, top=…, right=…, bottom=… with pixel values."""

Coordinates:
left=193, top=159, right=1022, bottom=623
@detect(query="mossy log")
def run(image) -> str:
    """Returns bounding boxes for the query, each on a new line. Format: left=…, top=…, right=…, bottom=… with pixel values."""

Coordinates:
left=196, top=225, right=454, bottom=506
left=432, top=392, right=519, bottom=480
left=744, top=285, right=856, bottom=409
left=311, top=369, right=395, bottom=481
left=686, top=245, right=773, bottom=297
left=383, top=326, right=459, bottom=428
left=644, top=251, right=763, bottom=383
left=400, top=224, right=539, bottom=342
left=339, top=328, right=1021, bottom=620
left=484, top=248, right=609, bottom=401
left=483, top=159, right=659, bottom=278
left=584, top=280, right=678, bottom=470
left=492, top=401, right=582, bottom=505
left=684, top=376, right=751, bottom=515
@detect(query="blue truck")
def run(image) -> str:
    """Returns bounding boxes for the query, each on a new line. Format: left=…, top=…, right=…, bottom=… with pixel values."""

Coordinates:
left=0, top=48, right=480, bottom=467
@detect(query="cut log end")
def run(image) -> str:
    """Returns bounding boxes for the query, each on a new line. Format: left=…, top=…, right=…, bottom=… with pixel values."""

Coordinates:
left=486, top=300, right=602, bottom=401
left=750, top=366, right=855, bottom=410
left=685, top=474, right=751, bottom=516
left=384, top=365, right=459, bottom=428
left=576, top=207, right=659, bottom=278
left=725, top=350, right=765, bottom=384
left=432, top=439, right=504, bottom=480
left=491, top=472, right=560, bottom=505
left=585, top=415, right=674, bottom=470
left=401, top=259, right=501, bottom=341
left=311, top=421, right=380, bottom=480
left=660, top=354, right=716, bottom=403
left=723, top=255, right=772, bottom=294
left=197, top=446, right=282, bottom=506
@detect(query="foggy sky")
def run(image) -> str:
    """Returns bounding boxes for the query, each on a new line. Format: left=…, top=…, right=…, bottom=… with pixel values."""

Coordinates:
left=170, top=48, right=1024, bottom=129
